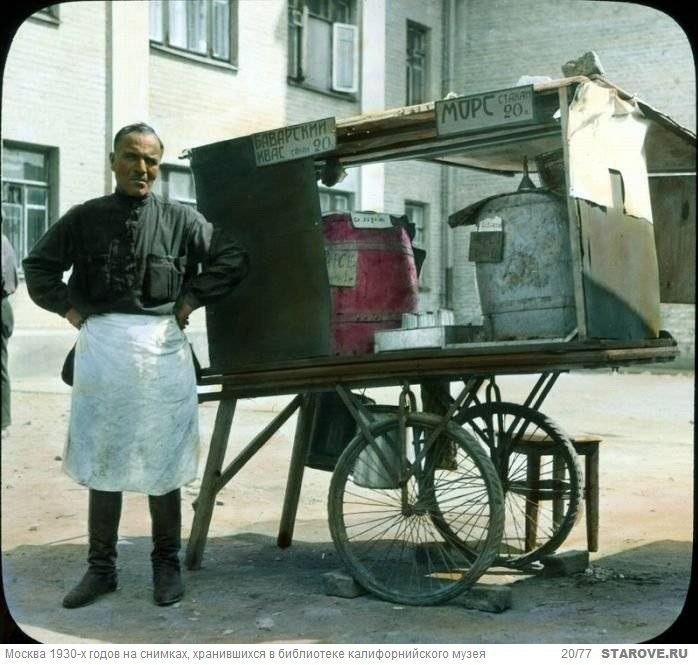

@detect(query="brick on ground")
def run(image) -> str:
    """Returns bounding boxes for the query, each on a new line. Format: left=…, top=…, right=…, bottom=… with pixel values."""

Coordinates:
left=322, top=570, right=366, bottom=598
left=540, top=550, right=590, bottom=577
left=458, top=584, right=512, bottom=613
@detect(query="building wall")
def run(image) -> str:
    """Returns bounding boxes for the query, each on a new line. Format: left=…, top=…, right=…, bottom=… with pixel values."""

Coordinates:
left=2, top=3, right=108, bottom=214
left=383, top=0, right=447, bottom=311
left=449, top=0, right=696, bottom=351
left=455, top=0, right=695, bottom=130
left=148, top=0, right=291, bottom=164
left=3, top=0, right=693, bottom=367
left=148, top=0, right=358, bottom=168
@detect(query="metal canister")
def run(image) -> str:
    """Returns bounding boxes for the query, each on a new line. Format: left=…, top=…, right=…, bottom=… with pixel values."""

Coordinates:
left=352, top=408, right=402, bottom=490
left=470, top=189, right=576, bottom=340
left=353, top=432, right=400, bottom=490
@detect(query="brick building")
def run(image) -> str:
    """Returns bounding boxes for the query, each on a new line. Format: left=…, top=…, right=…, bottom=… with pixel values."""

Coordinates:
left=2, top=0, right=694, bottom=372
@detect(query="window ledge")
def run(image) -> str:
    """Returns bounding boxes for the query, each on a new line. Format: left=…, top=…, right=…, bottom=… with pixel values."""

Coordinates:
left=29, top=13, right=60, bottom=27
left=287, top=78, right=358, bottom=103
left=150, top=42, right=238, bottom=72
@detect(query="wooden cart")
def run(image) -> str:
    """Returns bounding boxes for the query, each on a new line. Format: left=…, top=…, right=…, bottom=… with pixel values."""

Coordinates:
left=185, top=338, right=677, bottom=605
left=183, top=75, right=694, bottom=605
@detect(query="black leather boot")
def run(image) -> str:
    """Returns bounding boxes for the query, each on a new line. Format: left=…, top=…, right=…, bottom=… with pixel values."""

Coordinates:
left=63, top=489, right=121, bottom=609
left=149, top=489, right=183, bottom=606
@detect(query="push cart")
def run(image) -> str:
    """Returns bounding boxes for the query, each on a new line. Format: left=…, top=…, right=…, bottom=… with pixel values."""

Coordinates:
left=183, top=74, right=694, bottom=605
left=186, top=338, right=680, bottom=605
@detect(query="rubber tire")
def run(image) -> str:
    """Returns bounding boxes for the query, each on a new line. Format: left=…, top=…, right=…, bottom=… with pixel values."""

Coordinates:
left=452, top=401, right=582, bottom=567
left=328, top=412, right=504, bottom=606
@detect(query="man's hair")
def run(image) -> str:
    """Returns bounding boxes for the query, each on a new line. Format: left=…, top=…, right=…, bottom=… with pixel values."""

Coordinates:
left=113, top=123, right=164, bottom=153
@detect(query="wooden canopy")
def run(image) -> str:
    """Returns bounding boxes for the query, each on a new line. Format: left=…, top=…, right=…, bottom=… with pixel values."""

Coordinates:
left=322, top=76, right=695, bottom=176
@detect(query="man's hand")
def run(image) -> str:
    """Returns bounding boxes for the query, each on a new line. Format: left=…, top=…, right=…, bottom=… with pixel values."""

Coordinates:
left=175, top=302, right=194, bottom=330
left=65, top=307, right=85, bottom=330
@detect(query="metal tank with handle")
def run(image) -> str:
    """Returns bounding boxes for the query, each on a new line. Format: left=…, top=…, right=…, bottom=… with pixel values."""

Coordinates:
left=454, top=161, right=576, bottom=341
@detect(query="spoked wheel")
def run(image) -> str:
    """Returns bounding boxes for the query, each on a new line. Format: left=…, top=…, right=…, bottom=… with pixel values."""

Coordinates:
left=450, top=402, right=582, bottom=567
left=328, top=412, right=504, bottom=606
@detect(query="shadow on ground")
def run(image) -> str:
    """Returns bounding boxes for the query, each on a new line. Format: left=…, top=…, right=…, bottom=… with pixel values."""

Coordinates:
left=2, top=532, right=692, bottom=644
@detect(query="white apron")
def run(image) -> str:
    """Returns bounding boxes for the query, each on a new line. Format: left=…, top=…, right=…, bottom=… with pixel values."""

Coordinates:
left=63, top=313, right=199, bottom=495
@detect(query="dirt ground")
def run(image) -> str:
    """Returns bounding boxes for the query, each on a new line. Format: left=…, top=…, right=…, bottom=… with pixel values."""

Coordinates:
left=1, top=370, right=694, bottom=645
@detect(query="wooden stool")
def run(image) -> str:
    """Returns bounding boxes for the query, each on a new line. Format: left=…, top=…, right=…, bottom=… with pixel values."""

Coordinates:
left=513, top=434, right=601, bottom=552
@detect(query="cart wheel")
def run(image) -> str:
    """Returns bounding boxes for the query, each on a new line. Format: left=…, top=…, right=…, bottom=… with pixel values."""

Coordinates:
left=328, top=412, right=504, bottom=606
left=449, top=402, right=582, bottom=567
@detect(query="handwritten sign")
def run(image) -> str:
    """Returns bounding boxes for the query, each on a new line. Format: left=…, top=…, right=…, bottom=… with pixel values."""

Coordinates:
left=350, top=212, right=393, bottom=229
left=325, top=248, right=358, bottom=287
left=478, top=215, right=503, bottom=232
left=435, top=85, right=535, bottom=136
left=253, top=117, right=336, bottom=166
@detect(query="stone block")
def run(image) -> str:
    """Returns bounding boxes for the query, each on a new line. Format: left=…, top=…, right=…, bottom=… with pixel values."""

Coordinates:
left=459, top=584, right=512, bottom=613
left=322, top=570, right=366, bottom=598
left=541, top=549, right=590, bottom=576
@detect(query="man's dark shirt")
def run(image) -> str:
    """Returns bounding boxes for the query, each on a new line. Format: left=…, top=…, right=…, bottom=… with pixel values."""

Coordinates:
left=23, top=191, right=249, bottom=317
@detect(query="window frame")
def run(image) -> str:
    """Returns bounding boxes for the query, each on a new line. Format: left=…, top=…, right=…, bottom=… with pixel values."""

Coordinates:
left=404, top=200, right=429, bottom=290
left=406, top=20, right=429, bottom=106
left=30, top=4, right=60, bottom=26
left=288, top=0, right=359, bottom=98
left=404, top=200, right=427, bottom=249
left=318, top=187, right=354, bottom=214
left=154, top=165, right=198, bottom=208
left=1, top=144, right=54, bottom=266
left=149, top=0, right=238, bottom=69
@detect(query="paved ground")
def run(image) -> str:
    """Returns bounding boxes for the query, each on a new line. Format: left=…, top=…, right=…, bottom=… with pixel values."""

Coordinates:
left=1, top=370, right=694, bottom=644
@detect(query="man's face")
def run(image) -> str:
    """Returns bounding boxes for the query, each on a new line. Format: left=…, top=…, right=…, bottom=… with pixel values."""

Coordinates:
left=110, top=132, right=162, bottom=198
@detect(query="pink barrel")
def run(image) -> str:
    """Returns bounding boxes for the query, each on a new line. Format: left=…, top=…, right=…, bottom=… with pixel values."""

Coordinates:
left=322, top=212, right=420, bottom=355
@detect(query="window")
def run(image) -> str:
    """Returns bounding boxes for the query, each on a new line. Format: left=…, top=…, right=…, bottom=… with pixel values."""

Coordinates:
left=150, top=0, right=236, bottom=64
left=154, top=166, right=197, bottom=207
left=2, top=146, right=52, bottom=263
left=288, top=0, right=359, bottom=95
left=404, top=201, right=426, bottom=249
left=32, top=4, right=60, bottom=23
left=319, top=188, right=354, bottom=213
left=405, top=200, right=428, bottom=289
left=406, top=21, right=428, bottom=105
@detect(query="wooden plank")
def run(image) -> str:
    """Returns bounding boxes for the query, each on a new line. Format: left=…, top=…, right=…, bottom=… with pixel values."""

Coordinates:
left=334, top=125, right=561, bottom=168
left=558, top=85, right=588, bottom=339
left=578, top=199, right=661, bottom=339
left=585, top=447, right=600, bottom=552
left=200, top=337, right=676, bottom=378
left=336, top=102, right=436, bottom=134
left=191, top=139, right=330, bottom=371
left=278, top=394, right=318, bottom=548
left=185, top=398, right=237, bottom=570
left=649, top=175, right=696, bottom=304
left=196, top=343, right=677, bottom=400
left=215, top=394, right=303, bottom=490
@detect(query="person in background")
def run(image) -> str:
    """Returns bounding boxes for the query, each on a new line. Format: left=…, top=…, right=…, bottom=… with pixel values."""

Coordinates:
left=2, top=223, right=19, bottom=437
left=23, top=122, right=249, bottom=609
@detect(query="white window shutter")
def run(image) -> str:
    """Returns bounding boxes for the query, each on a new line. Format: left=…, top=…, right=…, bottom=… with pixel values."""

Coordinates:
left=168, top=0, right=187, bottom=49
left=187, top=0, right=208, bottom=54
left=300, top=4, right=309, bottom=80
left=332, top=23, right=358, bottom=93
left=149, top=0, right=163, bottom=42
left=211, top=0, right=230, bottom=60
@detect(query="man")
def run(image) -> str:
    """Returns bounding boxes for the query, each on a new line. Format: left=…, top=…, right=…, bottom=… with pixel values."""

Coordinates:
left=2, top=224, right=19, bottom=436
left=23, top=123, right=249, bottom=609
